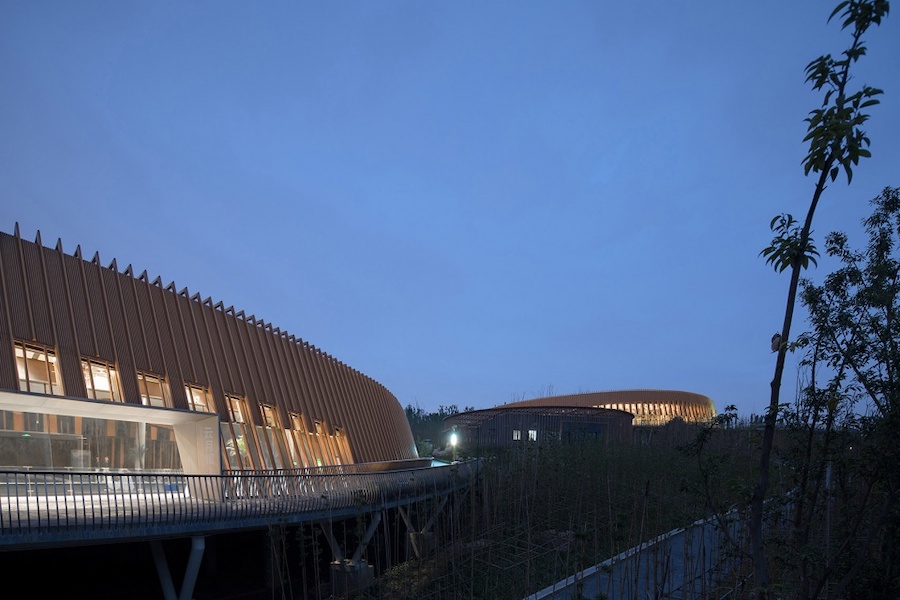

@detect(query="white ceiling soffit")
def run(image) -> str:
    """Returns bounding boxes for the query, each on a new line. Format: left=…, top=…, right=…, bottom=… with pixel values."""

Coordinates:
left=0, top=390, right=217, bottom=426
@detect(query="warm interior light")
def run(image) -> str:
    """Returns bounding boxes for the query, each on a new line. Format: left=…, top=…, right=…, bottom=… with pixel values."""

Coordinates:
left=93, top=365, right=111, bottom=391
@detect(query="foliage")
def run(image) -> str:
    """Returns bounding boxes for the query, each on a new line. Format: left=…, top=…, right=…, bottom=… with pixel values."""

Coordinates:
left=751, top=188, right=900, bottom=600
left=802, top=187, right=900, bottom=420
left=361, top=424, right=755, bottom=600
left=761, top=214, right=820, bottom=273
left=802, top=0, right=888, bottom=184
left=751, top=1, right=889, bottom=595
left=405, top=403, right=474, bottom=456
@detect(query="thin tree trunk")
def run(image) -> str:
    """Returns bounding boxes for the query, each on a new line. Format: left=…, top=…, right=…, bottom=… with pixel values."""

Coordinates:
left=751, top=169, right=830, bottom=597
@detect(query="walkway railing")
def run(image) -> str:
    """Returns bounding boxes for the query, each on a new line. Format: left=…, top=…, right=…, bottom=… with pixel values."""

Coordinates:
left=526, top=511, right=748, bottom=600
left=0, top=461, right=478, bottom=549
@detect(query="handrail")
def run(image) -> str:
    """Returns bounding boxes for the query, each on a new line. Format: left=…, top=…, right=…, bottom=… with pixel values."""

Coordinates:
left=228, top=456, right=434, bottom=476
left=0, top=461, right=479, bottom=549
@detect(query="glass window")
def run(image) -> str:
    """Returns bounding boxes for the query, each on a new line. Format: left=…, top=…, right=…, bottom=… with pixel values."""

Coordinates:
left=221, top=421, right=246, bottom=471
left=24, top=412, right=45, bottom=432
left=56, top=415, right=76, bottom=434
left=287, top=413, right=314, bottom=468
left=137, top=372, right=170, bottom=407
left=15, top=342, right=62, bottom=395
left=313, top=421, right=336, bottom=464
left=226, top=395, right=245, bottom=423
left=295, top=417, right=328, bottom=467
left=184, top=384, right=213, bottom=412
left=512, top=429, right=521, bottom=441
left=333, top=427, right=353, bottom=465
left=261, top=405, right=279, bottom=428
left=220, top=394, right=261, bottom=471
left=528, top=429, right=538, bottom=442
left=82, top=359, right=122, bottom=401
left=258, top=405, right=290, bottom=469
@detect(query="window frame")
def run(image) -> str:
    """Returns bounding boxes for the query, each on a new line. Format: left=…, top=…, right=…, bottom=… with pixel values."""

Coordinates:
left=220, top=394, right=262, bottom=471
left=81, top=358, right=123, bottom=402
left=184, top=384, right=213, bottom=413
left=14, top=342, right=62, bottom=396
left=136, top=372, right=171, bottom=408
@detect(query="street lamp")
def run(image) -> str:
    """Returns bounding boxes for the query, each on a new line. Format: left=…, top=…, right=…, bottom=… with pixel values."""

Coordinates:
left=450, top=431, right=458, bottom=462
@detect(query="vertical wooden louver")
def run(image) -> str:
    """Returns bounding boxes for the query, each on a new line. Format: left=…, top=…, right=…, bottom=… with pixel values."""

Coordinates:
left=502, top=389, right=717, bottom=426
left=0, top=227, right=418, bottom=465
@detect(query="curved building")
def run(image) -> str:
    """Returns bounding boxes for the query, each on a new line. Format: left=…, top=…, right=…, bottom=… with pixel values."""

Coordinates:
left=444, top=405, right=633, bottom=449
left=0, top=226, right=417, bottom=474
left=501, top=390, right=716, bottom=427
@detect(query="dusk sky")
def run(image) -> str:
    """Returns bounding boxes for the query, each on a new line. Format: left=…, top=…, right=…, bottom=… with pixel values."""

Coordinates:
left=2, top=1, right=898, bottom=418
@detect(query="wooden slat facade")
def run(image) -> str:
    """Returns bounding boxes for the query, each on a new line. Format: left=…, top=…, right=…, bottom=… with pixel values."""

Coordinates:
left=0, top=228, right=417, bottom=468
left=503, top=389, right=717, bottom=427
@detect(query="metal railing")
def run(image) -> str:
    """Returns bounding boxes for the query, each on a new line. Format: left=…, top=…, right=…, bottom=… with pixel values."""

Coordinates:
left=230, top=456, right=434, bottom=476
left=0, top=461, right=478, bottom=549
left=526, top=510, right=747, bottom=600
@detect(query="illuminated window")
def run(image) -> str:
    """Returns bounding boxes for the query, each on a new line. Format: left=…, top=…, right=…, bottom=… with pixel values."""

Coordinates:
left=136, top=372, right=170, bottom=407
left=15, top=342, right=62, bottom=395
left=225, top=395, right=245, bottom=423
left=287, top=413, right=315, bottom=468
left=333, top=427, right=352, bottom=465
left=512, top=429, right=521, bottom=441
left=221, top=394, right=261, bottom=471
left=82, top=359, right=122, bottom=401
left=184, top=384, right=213, bottom=412
left=261, top=405, right=278, bottom=428
left=313, top=421, right=336, bottom=464
left=528, top=429, right=538, bottom=442
left=258, top=404, right=290, bottom=469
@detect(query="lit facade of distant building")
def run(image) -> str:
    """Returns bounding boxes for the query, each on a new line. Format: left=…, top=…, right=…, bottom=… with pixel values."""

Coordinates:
left=501, top=390, right=717, bottom=427
left=0, top=226, right=417, bottom=475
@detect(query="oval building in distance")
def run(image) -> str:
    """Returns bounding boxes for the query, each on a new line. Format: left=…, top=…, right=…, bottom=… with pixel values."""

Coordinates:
left=502, top=390, right=717, bottom=427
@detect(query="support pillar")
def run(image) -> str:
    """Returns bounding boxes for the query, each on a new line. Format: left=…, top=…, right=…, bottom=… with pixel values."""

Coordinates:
left=320, top=513, right=382, bottom=595
left=330, top=560, right=375, bottom=597
left=150, top=536, right=206, bottom=600
left=398, top=494, right=450, bottom=559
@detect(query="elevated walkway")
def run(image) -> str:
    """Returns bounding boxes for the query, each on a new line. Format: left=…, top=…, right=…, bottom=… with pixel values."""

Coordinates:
left=0, top=460, right=478, bottom=549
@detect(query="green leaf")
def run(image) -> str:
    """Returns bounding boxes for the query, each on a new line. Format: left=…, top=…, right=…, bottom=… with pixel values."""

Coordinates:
left=828, top=1, right=851, bottom=23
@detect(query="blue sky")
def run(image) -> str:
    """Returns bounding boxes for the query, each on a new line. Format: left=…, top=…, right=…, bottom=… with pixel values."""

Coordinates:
left=1, top=1, right=898, bottom=417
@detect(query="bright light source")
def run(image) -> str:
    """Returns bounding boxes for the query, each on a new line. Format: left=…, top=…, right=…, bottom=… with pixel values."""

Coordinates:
left=450, top=432, right=458, bottom=447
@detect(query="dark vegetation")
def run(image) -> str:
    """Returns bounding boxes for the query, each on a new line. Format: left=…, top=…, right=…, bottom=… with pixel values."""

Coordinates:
left=393, top=184, right=900, bottom=599
left=762, top=187, right=900, bottom=599
left=753, top=1, right=890, bottom=596
left=404, top=403, right=472, bottom=458
left=356, top=419, right=761, bottom=600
